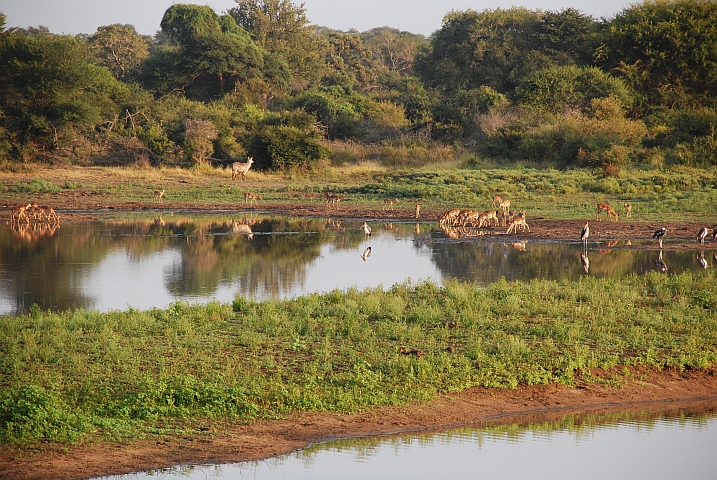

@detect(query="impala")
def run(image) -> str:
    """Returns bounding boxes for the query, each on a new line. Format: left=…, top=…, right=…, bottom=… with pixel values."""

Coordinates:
left=244, top=192, right=261, bottom=205
left=595, top=203, right=618, bottom=221
left=154, top=189, right=165, bottom=203
left=624, top=203, right=632, bottom=218
left=506, top=212, right=530, bottom=233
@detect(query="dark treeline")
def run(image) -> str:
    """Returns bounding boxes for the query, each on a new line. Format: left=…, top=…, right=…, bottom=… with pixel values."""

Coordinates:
left=1, top=0, right=716, bottom=173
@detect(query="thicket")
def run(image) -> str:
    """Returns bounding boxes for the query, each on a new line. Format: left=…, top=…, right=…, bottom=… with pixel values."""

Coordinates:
left=1, top=272, right=716, bottom=445
left=1, top=0, right=717, bottom=172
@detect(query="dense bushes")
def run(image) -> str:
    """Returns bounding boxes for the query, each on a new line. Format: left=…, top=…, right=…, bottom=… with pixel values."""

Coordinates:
left=1, top=1, right=716, bottom=170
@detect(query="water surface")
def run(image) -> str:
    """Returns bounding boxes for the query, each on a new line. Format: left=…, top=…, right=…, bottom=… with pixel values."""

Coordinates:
left=97, top=402, right=717, bottom=480
left=2, top=214, right=714, bottom=315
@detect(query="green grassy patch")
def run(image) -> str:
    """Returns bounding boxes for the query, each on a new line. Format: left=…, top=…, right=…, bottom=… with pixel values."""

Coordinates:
left=1, top=271, right=716, bottom=446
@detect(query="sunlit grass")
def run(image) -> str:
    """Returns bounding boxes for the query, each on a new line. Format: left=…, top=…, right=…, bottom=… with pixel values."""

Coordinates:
left=1, top=271, right=716, bottom=446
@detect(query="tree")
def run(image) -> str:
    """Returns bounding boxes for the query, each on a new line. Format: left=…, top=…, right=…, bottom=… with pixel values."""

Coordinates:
left=228, top=0, right=322, bottom=87
left=415, top=7, right=597, bottom=95
left=596, top=0, right=717, bottom=109
left=90, top=24, right=149, bottom=80
left=360, top=27, right=427, bottom=76
left=140, top=4, right=278, bottom=102
left=0, top=30, right=130, bottom=157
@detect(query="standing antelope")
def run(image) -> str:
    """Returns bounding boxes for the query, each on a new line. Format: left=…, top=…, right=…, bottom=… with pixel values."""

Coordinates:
left=492, top=195, right=503, bottom=209
left=45, top=206, right=59, bottom=222
left=244, top=192, right=261, bottom=205
left=624, top=203, right=632, bottom=218
left=414, top=204, right=421, bottom=219
left=506, top=212, right=530, bottom=233
left=232, top=157, right=254, bottom=181
left=324, top=193, right=344, bottom=209
left=499, top=199, right=511, bottom=212
left=11, top=203, right=32, bottom=223
left=596, top=203, right=618, bottom=221
left=382, top=198, right=398, bottom=210
left=154, top=189, right=165, bottom=203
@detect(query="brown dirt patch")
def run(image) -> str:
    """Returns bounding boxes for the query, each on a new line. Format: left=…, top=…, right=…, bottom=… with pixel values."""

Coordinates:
left=1, top=367, right=716, bottom=480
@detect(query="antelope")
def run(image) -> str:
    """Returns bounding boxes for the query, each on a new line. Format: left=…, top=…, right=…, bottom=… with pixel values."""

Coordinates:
left=154, top=189, right=165, bottom=203
left=231, top=157, right=254, bottom=181
left=506, top=212, right=530, bottom=233
left=324, top=192, right=344, bottom=209
left=29, top=202, right=47, bottom=220
left=499, top=199, right=511, bottom=212
left=414, top=203, right=421, bottom=219
left=492, top=195, right=503, bottom=209
left=382, top=198, right=398, bottom=210
left=11, top=203, right=32, bottom=223
left=624, top=203, right=632, bottom=218
left=244, top=192, right=261, bottom=205
left=439, top=209, right=461, bottom=227
left=478, top=210, right=499, bottom=228
left=457, top=209, right=473, bottom=226
left=462, top=210, right=482, bottom=228
left=44, top=206, right=59, bottom=222
left=595, top=203, right=618, bottom=221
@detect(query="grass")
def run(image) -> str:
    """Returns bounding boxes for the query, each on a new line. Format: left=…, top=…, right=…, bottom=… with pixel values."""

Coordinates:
left=1, top=271, right=716, bottom=446
left=2, top=163, right=716, bottom=222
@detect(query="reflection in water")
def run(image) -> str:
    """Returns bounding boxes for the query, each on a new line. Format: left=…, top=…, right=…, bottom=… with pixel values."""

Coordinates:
left=1, top=214, right=716, bottom=315
left=97, top=402, right=717, bottom=480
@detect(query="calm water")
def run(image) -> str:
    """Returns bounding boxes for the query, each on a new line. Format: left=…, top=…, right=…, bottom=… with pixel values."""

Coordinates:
left=98, top=402, right=717, bottom=480
left=1, top=213, right=714, bottom=315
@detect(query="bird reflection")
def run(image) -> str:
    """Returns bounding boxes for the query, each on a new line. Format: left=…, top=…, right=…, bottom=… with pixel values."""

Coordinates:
left=654, top=250, right=667, bottom=273
left=580, top=253, right=590, bottom=274
left=361, top=246, right=372, bottom=262
left=697, top=251, right=708, bottom=269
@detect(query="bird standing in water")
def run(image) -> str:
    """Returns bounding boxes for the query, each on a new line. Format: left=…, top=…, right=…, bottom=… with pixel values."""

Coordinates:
left=697, top=227, right=708, bottom=244
left=653, top=227, right=666, bottom=248
left=580, top=222, right=590, bottom=249
left=360, top=222, right=372, bottom=237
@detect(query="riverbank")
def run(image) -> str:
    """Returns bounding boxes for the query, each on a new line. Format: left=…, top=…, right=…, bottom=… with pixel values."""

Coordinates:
left=2, top=367, right=717, bottom=480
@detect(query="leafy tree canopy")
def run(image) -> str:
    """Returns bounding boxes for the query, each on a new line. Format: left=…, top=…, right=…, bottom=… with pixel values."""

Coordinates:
left=596, top=0, right=717, bottom=109
left=415, top=7, right=598, bottom=95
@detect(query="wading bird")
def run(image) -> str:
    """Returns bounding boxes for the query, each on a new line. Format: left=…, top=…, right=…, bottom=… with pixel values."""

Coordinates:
left=360, top=222, right=372, bottom=237
left=652, top=227, right=666, bottom=248
left=580, top=222, right=590, bottom=249
left=697, top=227, right=708, bottom=244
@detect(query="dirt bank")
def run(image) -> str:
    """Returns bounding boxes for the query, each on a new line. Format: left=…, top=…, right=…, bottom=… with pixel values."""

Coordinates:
left=1, top=367, right=716, bottom=480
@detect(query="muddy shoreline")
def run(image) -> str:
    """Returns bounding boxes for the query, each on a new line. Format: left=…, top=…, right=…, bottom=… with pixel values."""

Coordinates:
left=2, top=367, right=717, bottom=480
